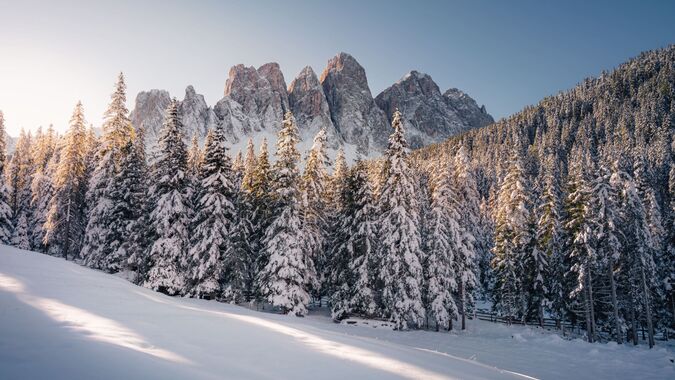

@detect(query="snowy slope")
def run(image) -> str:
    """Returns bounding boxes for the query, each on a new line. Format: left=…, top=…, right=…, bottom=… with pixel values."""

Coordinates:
left=0, top=245, right=673, bottom=380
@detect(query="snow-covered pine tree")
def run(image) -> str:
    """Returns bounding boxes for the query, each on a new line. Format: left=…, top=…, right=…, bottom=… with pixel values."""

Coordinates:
left=102, top=136, right=147, bottom=273
left=6, top=130, right=34, bottom=245
left=564, top=148, right=598, bottom=342
left=329, top=158, right=378, bottom=320
left=142, top=99, right=191, bottom=295
left=423, top=161, right=460, bottom=330
left=491, top=146, right=533, bottom=324
left=43, top=102, right=89, bottom=259
left=249, top=138, right=274, bottom=301
left=0, top=111, right=14, bottom=244
left=126, top=126, right=151, bottom=281
left=591, top=162, right=623, bottom=343
left=28, top=125, right=57, bottom=251
left=301, top=128, right=330, bottom=296
left=257, top=112, right=316, bottom=316
left=187, top=123, right=237, bottom=300
left=615, top=157, right=658, bottom=347
left=376, top=110, right=425, bottom=330
left=81, top=73, right=135, bottom=268
left=535, top=153, right=565, bottom=326
left=453, top=145, right=479, bottom=329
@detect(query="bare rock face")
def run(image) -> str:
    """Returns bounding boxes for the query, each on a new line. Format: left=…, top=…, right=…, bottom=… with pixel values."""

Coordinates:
left=443, top=88, right=494, bottom=130
left=130, top=86, right=219, bottom=148
left=375, top=71, right=494, bottom=149
left=320, top=52, right=389, bottom=154
left=130, top=89, right=171, bottom=144
left=288, top=66, right=341, bottom=148
left=130, top=52, right=494, bottom=161
left=223, top=63, right=288, bottom=133
left=179, top=85, right=217, bottom=141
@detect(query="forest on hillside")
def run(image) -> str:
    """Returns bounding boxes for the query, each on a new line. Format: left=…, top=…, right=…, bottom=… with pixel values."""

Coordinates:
left=0, top=46, right=672, bottom=347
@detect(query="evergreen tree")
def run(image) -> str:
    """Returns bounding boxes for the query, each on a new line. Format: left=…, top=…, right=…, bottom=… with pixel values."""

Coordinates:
left=187, top=124, right=237, bottom=299
left=126, top=126, right=151, bottom=280
left=329, top=158, right=378, bottom=320
left=377, top=110, right=425, bottom=330
left=564, top=149, right=598, bottom=342
left=257, top=112, right=315, bottom=316
left=142, top=99, right=191, bottom=295
left=0, top=111, right=13, bottom=244
left=28, top=125, right=57, bottom=251
left=591, top=163, right=623, bottom=343
left=492, top=147, right=532, bottom=323
left=423, top=162, right=460, bottom=330
left=6, top=129, right=34, bottom=242
left=43, top=102, right=89, bottom=259
left=453, top=146, right=479, bottom=329
left=81, top=73, right=135, bottom=269
left=535, top=154, right=565, bottom=325
left=301, top=129, right=330, bottom=296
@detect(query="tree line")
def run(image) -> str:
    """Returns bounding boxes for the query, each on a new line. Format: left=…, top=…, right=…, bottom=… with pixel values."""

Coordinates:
left=0, top=46, right=672, bottom=345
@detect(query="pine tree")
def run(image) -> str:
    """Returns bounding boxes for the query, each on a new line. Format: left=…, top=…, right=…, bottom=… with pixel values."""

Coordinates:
left=564, top=149, right=597, bottom=342
left=0, top=111, right=13, bottom=244
left=257, top=112, right=316, bottom=316
left=301, top=129, right=330, bottom=296
left=126, top=126, right=151, bottom=280
left=329, top=158, right=378, bottom=320
left=453, top=146, right=479, bottom=329
left=492, top=147, right=532, bottom=323
left=28, top=125, right=57, bottom=251
left=187, top=124, right=237, bottom=299
left=591, top=163, right=623, bottom=343
left=6, top=129, right=34, bottom=244
left=377, top=110, right=425, bottom=330
left=423, top=162, right=459, bottom=330
left=142, top=99, right=191, bottom=295
left=43, top=102, right=89, bottom=259
left=81, top=73, right=135, bottom=268
left=535, top=154, right=565, bottom=326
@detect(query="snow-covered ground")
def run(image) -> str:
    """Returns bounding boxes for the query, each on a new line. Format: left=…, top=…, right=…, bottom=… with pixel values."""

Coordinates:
left=0, top=245, right=673, bottom=380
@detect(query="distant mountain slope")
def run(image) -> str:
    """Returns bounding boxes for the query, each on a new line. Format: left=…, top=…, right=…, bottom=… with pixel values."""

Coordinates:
left=416, top=45, right=674, bottom=205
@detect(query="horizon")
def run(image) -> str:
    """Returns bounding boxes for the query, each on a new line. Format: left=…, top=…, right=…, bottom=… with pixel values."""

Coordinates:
left=1, top=0, right=675, bottom=135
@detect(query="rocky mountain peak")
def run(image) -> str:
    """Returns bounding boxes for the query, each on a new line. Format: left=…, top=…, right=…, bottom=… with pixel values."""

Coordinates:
left=130, top=89, right=171, bottom=143
left=320, top=52, right=389, bottom=154
left=288, top=66, right=340, bottom=147
left=375, top=71, right=493, bottom=148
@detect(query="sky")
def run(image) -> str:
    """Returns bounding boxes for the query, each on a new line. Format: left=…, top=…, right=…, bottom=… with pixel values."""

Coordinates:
left=1, top=0, right=674, bottom=135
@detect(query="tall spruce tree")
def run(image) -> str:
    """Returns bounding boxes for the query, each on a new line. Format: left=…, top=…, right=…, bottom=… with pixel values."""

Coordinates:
left=187, top=124, right=237, bottom=299
left=423, top=161, right=460, bottom=330
left=257, top=112, right=316, bottom=316
left=81, top=73, right=135, bottom=269
left=0, top=111, right=13, bottom=244
left=492, top=146, right=533, bottom=323
left=453, top=146, right=479, bottom=329
left=142, top=99, right=191, bottom=295
left=43, top=102, right=89, bottom=259
left=301, top=129, right=330, bottom=296
left=377, top=110, right=425, bottom=330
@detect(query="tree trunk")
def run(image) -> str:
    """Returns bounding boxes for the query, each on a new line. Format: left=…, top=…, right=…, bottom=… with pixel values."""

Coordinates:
left=629, top=293, right=638, bottom=345
left=640, top=267, right=655, bottom=348
left=608, top=256, right=622, bottom=344
left=460, top=281, right=466, bottom=330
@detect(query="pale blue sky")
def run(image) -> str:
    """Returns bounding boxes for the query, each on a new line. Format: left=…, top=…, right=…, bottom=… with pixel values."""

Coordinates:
left=1, top=0, right=674, bottom=135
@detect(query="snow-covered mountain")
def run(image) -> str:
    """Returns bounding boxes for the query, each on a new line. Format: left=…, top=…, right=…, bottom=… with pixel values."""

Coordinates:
left=130, top=52, right=493, bottom=160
